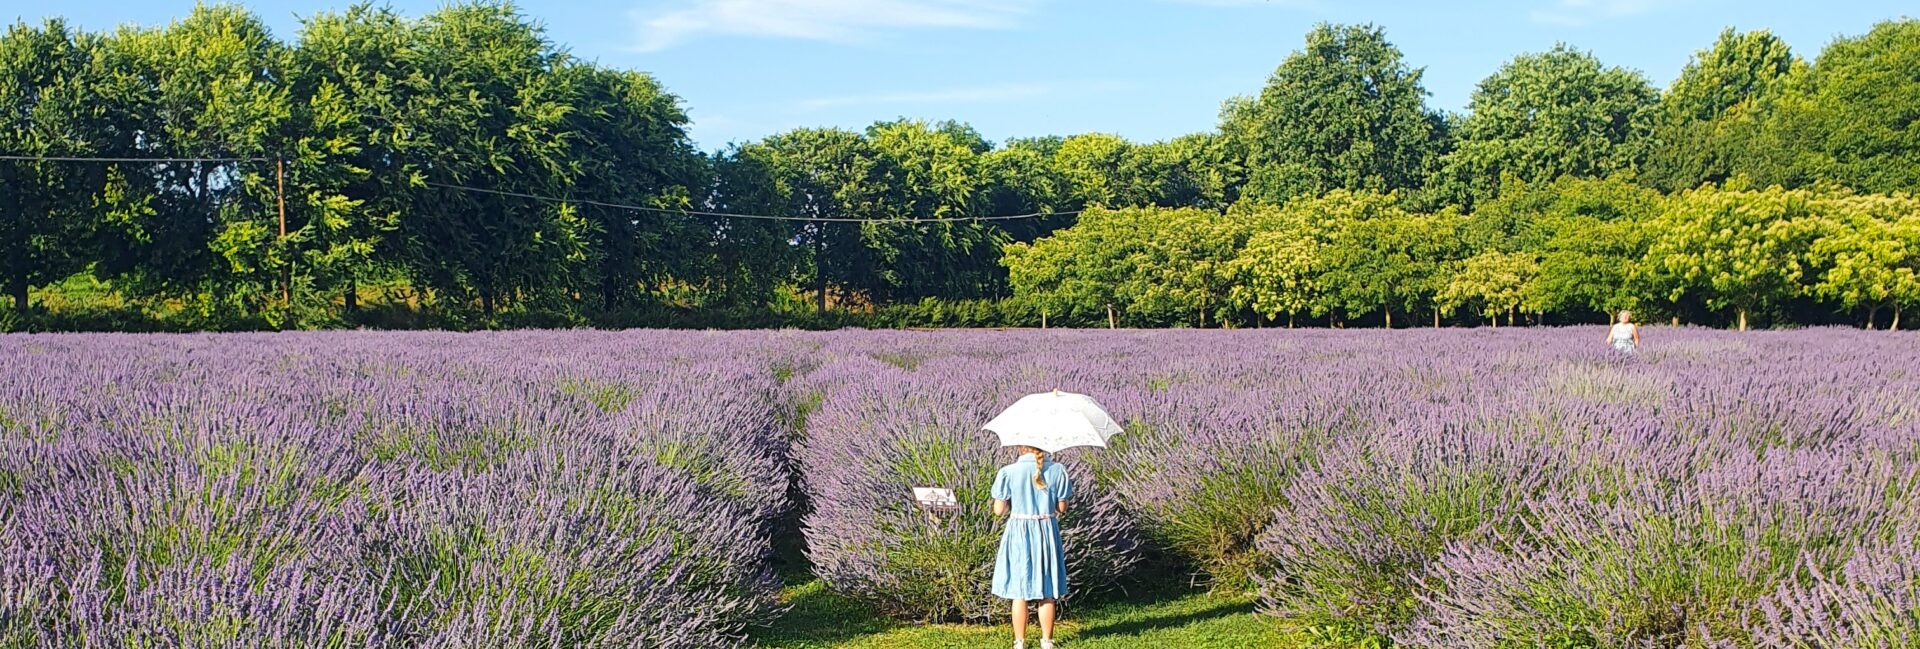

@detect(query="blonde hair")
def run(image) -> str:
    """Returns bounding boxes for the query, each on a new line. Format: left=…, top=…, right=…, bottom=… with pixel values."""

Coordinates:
left=1618, top=310, right=1632, bottom=323
left=1020, top=446, right=1047, bottom=488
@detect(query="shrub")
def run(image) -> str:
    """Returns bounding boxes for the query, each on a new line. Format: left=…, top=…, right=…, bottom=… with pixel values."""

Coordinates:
left=1754, top=532, right=1920, bottom=647
left=1257, top=423, right=1569, bottom=638
left=0, top=332, right=789, bottom=647
left=799, top=358, right=1140, bottom=622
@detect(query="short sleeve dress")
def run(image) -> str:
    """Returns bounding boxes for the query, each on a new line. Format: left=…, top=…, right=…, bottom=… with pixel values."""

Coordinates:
left=990, top=454, right=1073, bottom=601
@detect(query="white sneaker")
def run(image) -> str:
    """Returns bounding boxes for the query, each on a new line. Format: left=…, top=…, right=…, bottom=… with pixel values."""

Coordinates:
left=1040, top=641, right=1055, bottom=649
left=1012, top=642, right=1025, bottom=649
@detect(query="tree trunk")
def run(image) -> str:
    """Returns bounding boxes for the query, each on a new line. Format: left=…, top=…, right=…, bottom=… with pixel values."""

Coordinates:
left=1737, top=308, right=1749, bottom=331
left=8, top=269, right=25, bottom=317
left=814, top=237, right=827, bottom=312
left=1508, top=304, right=1516, bottom=328
left=1288, top=313, right=1295, bottom=329
left=481, top=290, right=495, bottom=317
left=1107, top=304, right=1116, bottom=329
left=1866, top=305, right=1879, bottom=330
left=1041, top=309, right=1048, bottom=329
left=1893, top=304, right=1902, bottom=331
left=1432, top=310, right=1440, bottom=328
left=1384, top=307, right=1392, bottom=329
left=344, top=278, right=358, bottom=313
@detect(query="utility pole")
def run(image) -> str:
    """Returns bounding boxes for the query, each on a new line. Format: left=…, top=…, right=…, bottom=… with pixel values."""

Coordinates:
left=277, top=158, right=288, bottom=307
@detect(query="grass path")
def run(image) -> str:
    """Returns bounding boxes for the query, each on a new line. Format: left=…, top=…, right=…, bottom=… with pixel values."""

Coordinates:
left=754, top=579, right=1293, bottom=648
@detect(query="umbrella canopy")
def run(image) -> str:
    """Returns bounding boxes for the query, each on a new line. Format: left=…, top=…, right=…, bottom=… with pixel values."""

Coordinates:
left=982, top=391, right=1124, bottom=453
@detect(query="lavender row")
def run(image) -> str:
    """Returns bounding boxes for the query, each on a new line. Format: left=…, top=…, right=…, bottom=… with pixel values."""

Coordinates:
left=0, top=331, right=794, bottom=648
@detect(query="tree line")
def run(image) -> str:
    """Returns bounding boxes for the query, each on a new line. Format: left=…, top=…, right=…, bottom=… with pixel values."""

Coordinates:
left=1, top=5, right=1915, bottom=330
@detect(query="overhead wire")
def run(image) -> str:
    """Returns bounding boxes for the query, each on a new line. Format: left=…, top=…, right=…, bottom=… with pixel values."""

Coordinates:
left=422, top=181, right=1077, bottom=224
left=0, top=154, right=1080, bottom=224
left=0, top=154, right=271, bottom=163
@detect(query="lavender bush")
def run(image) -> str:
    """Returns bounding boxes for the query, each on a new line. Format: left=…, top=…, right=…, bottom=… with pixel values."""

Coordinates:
left=0, top=331, right=789, bottom=648
left=4, top=326, right=1917, bottom=647
left=797, top=354, right=1141, bottom=622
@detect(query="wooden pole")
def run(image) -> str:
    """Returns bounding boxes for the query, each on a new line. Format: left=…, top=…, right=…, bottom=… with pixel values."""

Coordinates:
left=277, top=158, right=288, bottom=306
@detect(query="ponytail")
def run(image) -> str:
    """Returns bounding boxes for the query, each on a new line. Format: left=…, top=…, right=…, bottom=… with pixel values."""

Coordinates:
left=1031, top=449, right=1048, bottom=489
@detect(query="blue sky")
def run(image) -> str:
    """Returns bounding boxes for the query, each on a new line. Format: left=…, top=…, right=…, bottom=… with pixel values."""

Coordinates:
left=6, top=0, right=1913, bottom=149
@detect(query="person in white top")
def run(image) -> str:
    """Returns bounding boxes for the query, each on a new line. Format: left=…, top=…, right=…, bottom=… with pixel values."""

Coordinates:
left=1607, top=310, right=1640, bottom=355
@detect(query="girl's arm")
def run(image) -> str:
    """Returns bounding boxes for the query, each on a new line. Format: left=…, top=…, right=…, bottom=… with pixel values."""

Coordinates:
left=1633, top=324, right=1641, bottom=345
left=993, top=499, right=1009, bottom=517
left=1056, top=499, right=1068, bottom=515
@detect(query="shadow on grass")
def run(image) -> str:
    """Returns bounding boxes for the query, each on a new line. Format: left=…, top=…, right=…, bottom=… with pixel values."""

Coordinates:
left=753, top=580, right=900, bottom=648
left=1071, top=597, right=1257, bottom=641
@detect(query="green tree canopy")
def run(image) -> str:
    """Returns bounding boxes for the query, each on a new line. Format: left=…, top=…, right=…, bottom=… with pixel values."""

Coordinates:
left=1639, top=29, right=1800, bottom=192
left=92, top=5, right=294, bottom=312
left=1643, top=185, right=1825, bottom=329
left=0, top=19, right=103, bottom=315
left=1004, top=206, right=1249, bottom=327
left=1755, top=19, right=1920, bottom=194
left=1439, top=45, right=1657, bottom=204
left=1805, top=193, right=1920, bottom=329
left=1437, top=250, right=1539, bottom=326
left=1221, top=23, right=1441, bottom=204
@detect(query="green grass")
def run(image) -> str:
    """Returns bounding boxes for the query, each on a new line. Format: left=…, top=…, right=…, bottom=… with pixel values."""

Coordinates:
left=754, top=579, right=1294, bottom=648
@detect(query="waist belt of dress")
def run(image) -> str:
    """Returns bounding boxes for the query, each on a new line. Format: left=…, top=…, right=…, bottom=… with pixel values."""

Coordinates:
left=1009, top=513, right=1054, bottom=520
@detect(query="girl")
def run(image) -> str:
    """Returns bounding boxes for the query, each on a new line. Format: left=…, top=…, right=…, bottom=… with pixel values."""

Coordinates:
left=992, top=445, right=1072, bottom=649
left=1607, top=310, right=1641, bottom=355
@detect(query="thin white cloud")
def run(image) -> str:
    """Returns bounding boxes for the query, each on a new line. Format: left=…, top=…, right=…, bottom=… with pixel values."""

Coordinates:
left=633, top=0, right=1041, bottom=52
left=1530, top=0, right=1674, bottom=26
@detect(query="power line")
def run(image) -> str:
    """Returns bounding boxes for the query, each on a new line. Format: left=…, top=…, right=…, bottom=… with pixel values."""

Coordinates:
left=0, top=153, right=1079, bottom=223
left=0, top=154, right=272, bottom=163
left=424, top=181, right=1076, bottom=224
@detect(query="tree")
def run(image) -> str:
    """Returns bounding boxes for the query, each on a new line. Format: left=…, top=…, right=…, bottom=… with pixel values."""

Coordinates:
left=703, top=148, right=798, bottom=309
left=1806, top=194, right=1920, bottom=329
left=1004, top=207, right=1248, bottom=327
left=0, top=19, right=103, bottom=316
left=562, top=64, right=706, bottom=311
left=396, top=3, right=589, bottom=316
left=1227, top=205, right=1321, bottom=327
left=1141, top=133, right=1237, bottom=210
left=92, top=6, right=294, bottom=314
left=1437, top=250, right=1538, bottom=326
left=747, top=128, right=891, bottom=310
left=1638, top=29, right=1799, bottom=192
left=1221, top=23, right=1441, bottom=204
left=1053, top=133, right=1152, bottom=208
left=1439, top=45, right=1657, bottom=204
left=1644, top=185, right=1823, bottom=330
left=979, top=137, right=1071, bottom=243
left=1284, top=190, right=1463, bottom=327
left=1756, top=19, right=1920, bottom=194
left=1467, top=177, right=1661, bottom=320
left=864, top=119, right=1005, bottom=301
left=288, top=5, right=421, bottom=316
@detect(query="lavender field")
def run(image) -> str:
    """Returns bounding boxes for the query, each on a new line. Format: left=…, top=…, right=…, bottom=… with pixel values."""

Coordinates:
left=1, top=328, right=1917, bottom=648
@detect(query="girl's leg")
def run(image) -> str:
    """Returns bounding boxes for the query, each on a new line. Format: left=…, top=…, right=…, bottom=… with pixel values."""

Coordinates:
left=1037, top=600, right=1056, bottom=641
left=1011, top=599, right=1028, bottom=644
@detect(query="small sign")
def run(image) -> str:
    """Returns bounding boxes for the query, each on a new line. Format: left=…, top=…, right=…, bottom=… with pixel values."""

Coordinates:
left=912, top=487, right=958, bottom=512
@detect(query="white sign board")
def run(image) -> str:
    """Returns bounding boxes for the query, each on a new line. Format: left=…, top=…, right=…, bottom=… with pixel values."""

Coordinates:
left=912, top=487, right=958, bottom=512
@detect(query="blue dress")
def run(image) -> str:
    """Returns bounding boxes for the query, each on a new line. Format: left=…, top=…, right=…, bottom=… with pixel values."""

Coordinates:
left=991, top=454, right=1073, bottom=601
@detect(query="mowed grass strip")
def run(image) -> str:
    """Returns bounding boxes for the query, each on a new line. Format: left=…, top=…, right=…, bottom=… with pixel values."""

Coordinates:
left=755, top=579, right=1295, bottom=648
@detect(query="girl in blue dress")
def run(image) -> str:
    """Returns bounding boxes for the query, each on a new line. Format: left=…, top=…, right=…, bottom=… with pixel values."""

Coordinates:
left=991, top=445, right=1073, bottom=649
